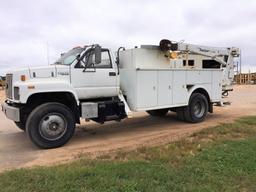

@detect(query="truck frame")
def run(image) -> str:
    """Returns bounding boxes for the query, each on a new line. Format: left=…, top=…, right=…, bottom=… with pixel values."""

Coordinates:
left=2, top=39, right=240, bottom=148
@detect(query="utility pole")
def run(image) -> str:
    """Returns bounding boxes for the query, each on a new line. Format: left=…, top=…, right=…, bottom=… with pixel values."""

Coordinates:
left=239, top=49, right=242, bottom=74
left=47, top=42, right=50, bottom=65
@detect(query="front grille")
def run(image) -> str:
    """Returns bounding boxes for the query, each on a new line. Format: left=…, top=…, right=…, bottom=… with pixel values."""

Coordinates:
left=14, top=87, right=20, bottom=100
left=5, top=74, right=13, bottom=99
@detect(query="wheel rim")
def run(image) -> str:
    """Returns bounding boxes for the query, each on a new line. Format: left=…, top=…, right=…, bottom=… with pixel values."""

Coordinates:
left=193, top=101, right=205, bottom=118
left=39, top=113, right=67, bottom=141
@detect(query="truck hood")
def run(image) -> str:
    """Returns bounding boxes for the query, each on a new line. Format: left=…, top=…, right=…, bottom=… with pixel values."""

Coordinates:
left=29, top=65, right=56, bottom=78
left=29, top=65, right=69, bottom=78
left=7, top=65, right=70, bottom=82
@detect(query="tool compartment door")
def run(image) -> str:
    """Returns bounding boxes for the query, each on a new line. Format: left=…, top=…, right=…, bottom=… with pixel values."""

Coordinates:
left=136, top=71, right=158, bottom=109
left=173, top=70, right=187, bottom=105
left=158, top=71, right=173, bottom=106
left=212, top=70, right=222, bottom=101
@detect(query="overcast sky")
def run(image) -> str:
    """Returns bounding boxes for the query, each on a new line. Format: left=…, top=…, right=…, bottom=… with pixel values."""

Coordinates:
left=0, top=0, right=255, bottom=75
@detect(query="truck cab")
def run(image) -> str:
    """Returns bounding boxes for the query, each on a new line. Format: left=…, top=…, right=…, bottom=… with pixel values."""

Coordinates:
left=2, top=45, right=126, bottom=148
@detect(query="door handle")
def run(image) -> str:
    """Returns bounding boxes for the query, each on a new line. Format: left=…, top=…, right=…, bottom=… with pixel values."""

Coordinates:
left=109, top=72, right=116, bottom=76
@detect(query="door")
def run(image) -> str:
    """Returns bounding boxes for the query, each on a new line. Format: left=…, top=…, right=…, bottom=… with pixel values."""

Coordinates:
left=158, top=71, right=172, bottom=106
left=136, top=71, right=158, bottom=109
left=71, top=48, right=118, bottom=99
left=173, top=70, right=188, bottom=105
left=212, top=71, right=222, bottom=101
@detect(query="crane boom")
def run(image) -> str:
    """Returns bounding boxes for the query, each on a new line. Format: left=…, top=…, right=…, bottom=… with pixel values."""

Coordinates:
left=158, top=39, right=240, bottom=94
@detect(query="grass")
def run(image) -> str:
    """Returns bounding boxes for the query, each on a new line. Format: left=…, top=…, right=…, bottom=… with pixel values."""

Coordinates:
left=1, top=116, right=256, bottom=192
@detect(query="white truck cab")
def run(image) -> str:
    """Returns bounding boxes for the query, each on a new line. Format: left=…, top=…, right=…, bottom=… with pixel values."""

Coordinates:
left=2, top=40, right=240, bottom=149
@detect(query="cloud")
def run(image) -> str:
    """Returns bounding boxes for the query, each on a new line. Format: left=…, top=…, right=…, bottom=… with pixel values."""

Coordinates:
left=0, top=0, right=255, bottom=75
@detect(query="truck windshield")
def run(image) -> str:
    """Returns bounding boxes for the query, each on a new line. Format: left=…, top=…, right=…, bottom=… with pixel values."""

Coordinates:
left=54, top=47, right=84, bottom=65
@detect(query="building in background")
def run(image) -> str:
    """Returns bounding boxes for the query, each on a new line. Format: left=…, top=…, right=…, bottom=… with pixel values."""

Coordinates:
left=0, top=76, right=6, bottom=89
left=234, top=72, right=256, bottom=84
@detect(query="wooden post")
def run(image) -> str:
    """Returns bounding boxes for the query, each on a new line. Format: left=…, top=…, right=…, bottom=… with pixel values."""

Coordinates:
left=249, top=70, right=251, bottom=84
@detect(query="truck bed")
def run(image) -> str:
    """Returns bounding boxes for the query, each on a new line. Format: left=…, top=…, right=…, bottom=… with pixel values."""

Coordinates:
left=119, top=48, right=222, bottom=111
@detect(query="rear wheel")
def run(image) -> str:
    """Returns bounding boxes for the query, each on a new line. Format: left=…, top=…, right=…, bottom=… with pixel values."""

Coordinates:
left=146, top=109, right=169, bottom=117
left=26, top=102, right=75, bottom=149
left=184, top=93, right=209, bottom=123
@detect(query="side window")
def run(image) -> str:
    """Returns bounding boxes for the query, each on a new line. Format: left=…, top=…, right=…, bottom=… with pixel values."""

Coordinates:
left=75, top=49, right=112, bottom=69
left=94, top=50, right=112, bottom=68
left=183, top=60, right=195, bottom=66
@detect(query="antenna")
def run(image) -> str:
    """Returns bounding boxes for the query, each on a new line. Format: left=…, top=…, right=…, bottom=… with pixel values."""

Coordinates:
left=239, top=49, right=242, bottom=74
left=47, top=42, right=50, bottom=65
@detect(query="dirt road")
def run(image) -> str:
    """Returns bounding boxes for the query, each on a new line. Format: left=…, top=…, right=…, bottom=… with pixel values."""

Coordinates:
left=0, top=85, right=255, bottom=172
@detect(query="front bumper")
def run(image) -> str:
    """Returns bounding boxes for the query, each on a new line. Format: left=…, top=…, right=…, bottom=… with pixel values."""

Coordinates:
left=1, top=102, right=20, bottom=122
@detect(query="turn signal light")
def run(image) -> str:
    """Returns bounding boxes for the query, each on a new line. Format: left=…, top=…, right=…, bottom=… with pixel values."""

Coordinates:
left=20, top=75, right=26, bottom=81
left=27, top=85, right=35, bottom=89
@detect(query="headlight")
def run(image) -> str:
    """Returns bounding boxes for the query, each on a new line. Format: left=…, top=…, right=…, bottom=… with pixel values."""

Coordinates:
left=14, top=86, right=20, bottom=100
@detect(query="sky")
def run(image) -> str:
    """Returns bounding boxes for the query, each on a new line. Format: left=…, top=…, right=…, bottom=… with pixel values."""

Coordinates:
left=0, top=0, right=255, bottom=75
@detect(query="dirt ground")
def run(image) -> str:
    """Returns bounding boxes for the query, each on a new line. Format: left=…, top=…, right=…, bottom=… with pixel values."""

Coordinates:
left=0, top=85, right=256, bottom=172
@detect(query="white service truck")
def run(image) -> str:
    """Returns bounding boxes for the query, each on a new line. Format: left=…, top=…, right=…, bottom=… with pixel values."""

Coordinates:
left=2, top=39, right=239, bottom=148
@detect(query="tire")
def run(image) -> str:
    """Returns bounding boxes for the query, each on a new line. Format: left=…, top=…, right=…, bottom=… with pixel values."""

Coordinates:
left=15, top=121, right=26, bottom=131
left=184, top=93, right=209, bottom=123
left=26, top=102, right=75, bottom=149
left=146, top=109, right=169, bottom=117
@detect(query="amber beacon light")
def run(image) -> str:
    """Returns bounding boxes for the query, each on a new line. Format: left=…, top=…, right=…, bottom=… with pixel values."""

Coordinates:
left=20, top=75, right=26, bottom=81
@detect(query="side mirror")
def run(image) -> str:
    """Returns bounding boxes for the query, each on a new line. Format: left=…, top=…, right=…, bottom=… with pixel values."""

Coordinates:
left=94, top=45, right=101, bottom=64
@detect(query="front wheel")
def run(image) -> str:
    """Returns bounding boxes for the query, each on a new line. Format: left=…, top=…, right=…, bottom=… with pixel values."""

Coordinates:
left=183, top=93, right=209, bottom=123
left=26, top=102, right=75, bottom=149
